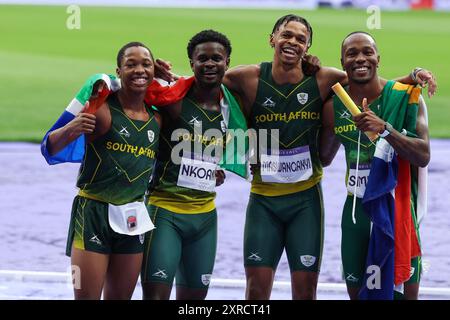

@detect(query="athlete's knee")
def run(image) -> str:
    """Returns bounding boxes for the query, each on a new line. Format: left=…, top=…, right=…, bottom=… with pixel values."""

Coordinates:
left=292, top=284, right=317, bottom=300
left=74, top=288, right=102, bottom=300
left=176, top=287, right=208, bottom=300
left=245, top=276, right=272, bottom=300
left=142, top=282, right=171, bottom=300
left=246, top=283, right=271, bottom=300
left=291, top=271, right=318, bottom=300
left=103, top=290, right=133, bottom=300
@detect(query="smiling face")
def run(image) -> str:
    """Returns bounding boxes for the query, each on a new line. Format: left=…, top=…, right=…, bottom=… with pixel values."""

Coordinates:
left=190, top=42, right=229, bottom=88
left=116, top=46, right=154, bottom=93
left=270, top=21, right=310, bottom=66
left=341, top=33, right=380, bottom=84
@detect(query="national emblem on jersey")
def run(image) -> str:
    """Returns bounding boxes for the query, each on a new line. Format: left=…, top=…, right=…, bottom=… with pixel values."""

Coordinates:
left=297, top=92, right=308, bottom=105
left=201, top=274, right=212, bottom=286
left=147, top=130, right=155, bottom=143
left=300, top=254, right=316, bottom=267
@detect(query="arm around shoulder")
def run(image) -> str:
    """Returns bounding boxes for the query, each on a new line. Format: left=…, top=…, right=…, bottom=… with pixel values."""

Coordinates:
left=316, top=67, right=347, bottom=102
left=319, top=98, right=340, bottom=167
left=223, top=64, right=259, bottom=94
left=223, top=64, right=260, bottom=118
left=384, top=95, right=430, bottom=167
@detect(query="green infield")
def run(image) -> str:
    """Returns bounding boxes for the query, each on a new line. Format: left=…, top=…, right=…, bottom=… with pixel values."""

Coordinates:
left=0, top=5, right=449, bottom=141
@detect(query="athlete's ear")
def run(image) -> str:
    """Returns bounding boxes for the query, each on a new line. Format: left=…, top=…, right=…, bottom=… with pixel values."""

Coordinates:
left=340, top=58, right=344, bottom=70
left=226, top=56, right=230, bottom=69
left=189, top=59, right=194, bottom=71
left=269, top=33, right=275, bottom=48
left=116, top=67, right=121, bottom=78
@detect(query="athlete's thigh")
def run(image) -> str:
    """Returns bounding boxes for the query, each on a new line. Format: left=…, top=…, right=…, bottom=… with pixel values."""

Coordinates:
left=104, top=253, right=143, bottom=300
left=285, top=185, right=324, bottom=273
left=141, top=205, right=182, bottom=286
left=71, top=246, right=109, bottom=300
left=243, top=193, right=284, bottom=270
left=341, top=196, right=370, bottom=287
left=176, top=210, right=217, bottom=290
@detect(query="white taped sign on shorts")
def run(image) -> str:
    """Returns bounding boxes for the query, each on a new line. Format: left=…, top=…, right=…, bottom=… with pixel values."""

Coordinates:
left=108, top=201, right=154, bottom=236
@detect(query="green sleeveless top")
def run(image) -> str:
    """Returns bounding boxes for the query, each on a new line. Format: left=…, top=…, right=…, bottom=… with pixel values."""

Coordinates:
left=333, top=88, right=383, bottom=197
left=77, top=94, right=160, bottom=205
left=334, top=80, right=420, bottom=198
left=149, top=89, right=226, bottom=213
left=250, top=62, right=323, bottom=196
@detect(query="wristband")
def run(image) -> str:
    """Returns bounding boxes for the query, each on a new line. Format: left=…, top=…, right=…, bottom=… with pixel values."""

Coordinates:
left=379, top=122, right=393, bottom=138
left=410, top=67, right=423, bottom=83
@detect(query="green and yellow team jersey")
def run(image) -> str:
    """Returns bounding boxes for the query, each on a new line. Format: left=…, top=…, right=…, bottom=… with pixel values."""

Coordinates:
left=333, top=80, right=420, bottom=198
left=77, top=94, right=160, bottom=205
left=333, top=89, right=381, bottom=197
left=336, top=81, right=423, bottom=285
left=250, top=62, right=323, bottom=196
left=149, top=90, right=226, bottom=213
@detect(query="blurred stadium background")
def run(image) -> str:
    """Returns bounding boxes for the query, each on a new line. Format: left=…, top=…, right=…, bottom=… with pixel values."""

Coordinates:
left=0, top=0, right=449, bottom=141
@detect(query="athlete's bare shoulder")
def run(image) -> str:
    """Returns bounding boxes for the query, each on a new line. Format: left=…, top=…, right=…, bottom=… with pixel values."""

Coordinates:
left=224, top=64, right=260, bottom=91
left=224, top=64, right=260, bottom=117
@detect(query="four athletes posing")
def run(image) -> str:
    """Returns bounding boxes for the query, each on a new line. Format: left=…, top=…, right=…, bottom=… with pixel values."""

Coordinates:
left=45, top=14, right=436, bottom=300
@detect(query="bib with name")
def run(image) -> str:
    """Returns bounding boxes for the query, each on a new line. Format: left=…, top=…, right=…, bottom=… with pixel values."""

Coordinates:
left=177, top=153, right=218, bottom=192
left=260, top=145, right=313, bottom=183
left=346, top=163, right=371, bottom=198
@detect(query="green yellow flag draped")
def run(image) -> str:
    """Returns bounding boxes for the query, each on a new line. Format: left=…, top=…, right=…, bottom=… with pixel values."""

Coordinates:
left=219, top=85, right=249, bottom=179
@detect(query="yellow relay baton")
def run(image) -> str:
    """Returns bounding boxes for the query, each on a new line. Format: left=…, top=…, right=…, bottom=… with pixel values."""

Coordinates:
left=331, top=83, right=379, bottom=142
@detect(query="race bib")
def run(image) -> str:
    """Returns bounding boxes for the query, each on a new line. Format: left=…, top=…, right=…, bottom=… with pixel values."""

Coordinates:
left=177, top=157, right=217, bottom=192
left=108, top=201, right=154, bottom=236
left=346, top=163, right=371, bottom=198
left=260, top=146, right=313, bottom=183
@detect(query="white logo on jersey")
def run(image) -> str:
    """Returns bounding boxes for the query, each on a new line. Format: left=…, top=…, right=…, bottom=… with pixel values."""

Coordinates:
left=247, top=252, right=262, bottom=262
left=147, top=130, right=155, bottom=143
left=189, top=116, right=201, bottom=126
left=262, top=97, right=276, bottom=108
left=201, top=274, right=212, bottom=286
left=346, top=273, right=359, bottom=282
left=339, top=110, right=351, bottom=119
left=139, top=234, right=145, bottom=244
left=297, top=92, right=308, bottom=105
left=300, top=255, right=316, bottom=267
left=89, top=234, right=102, bottom=246
left=119, top=126, right=131, bottom=138
left=152, top=269, right=168, bottom=279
